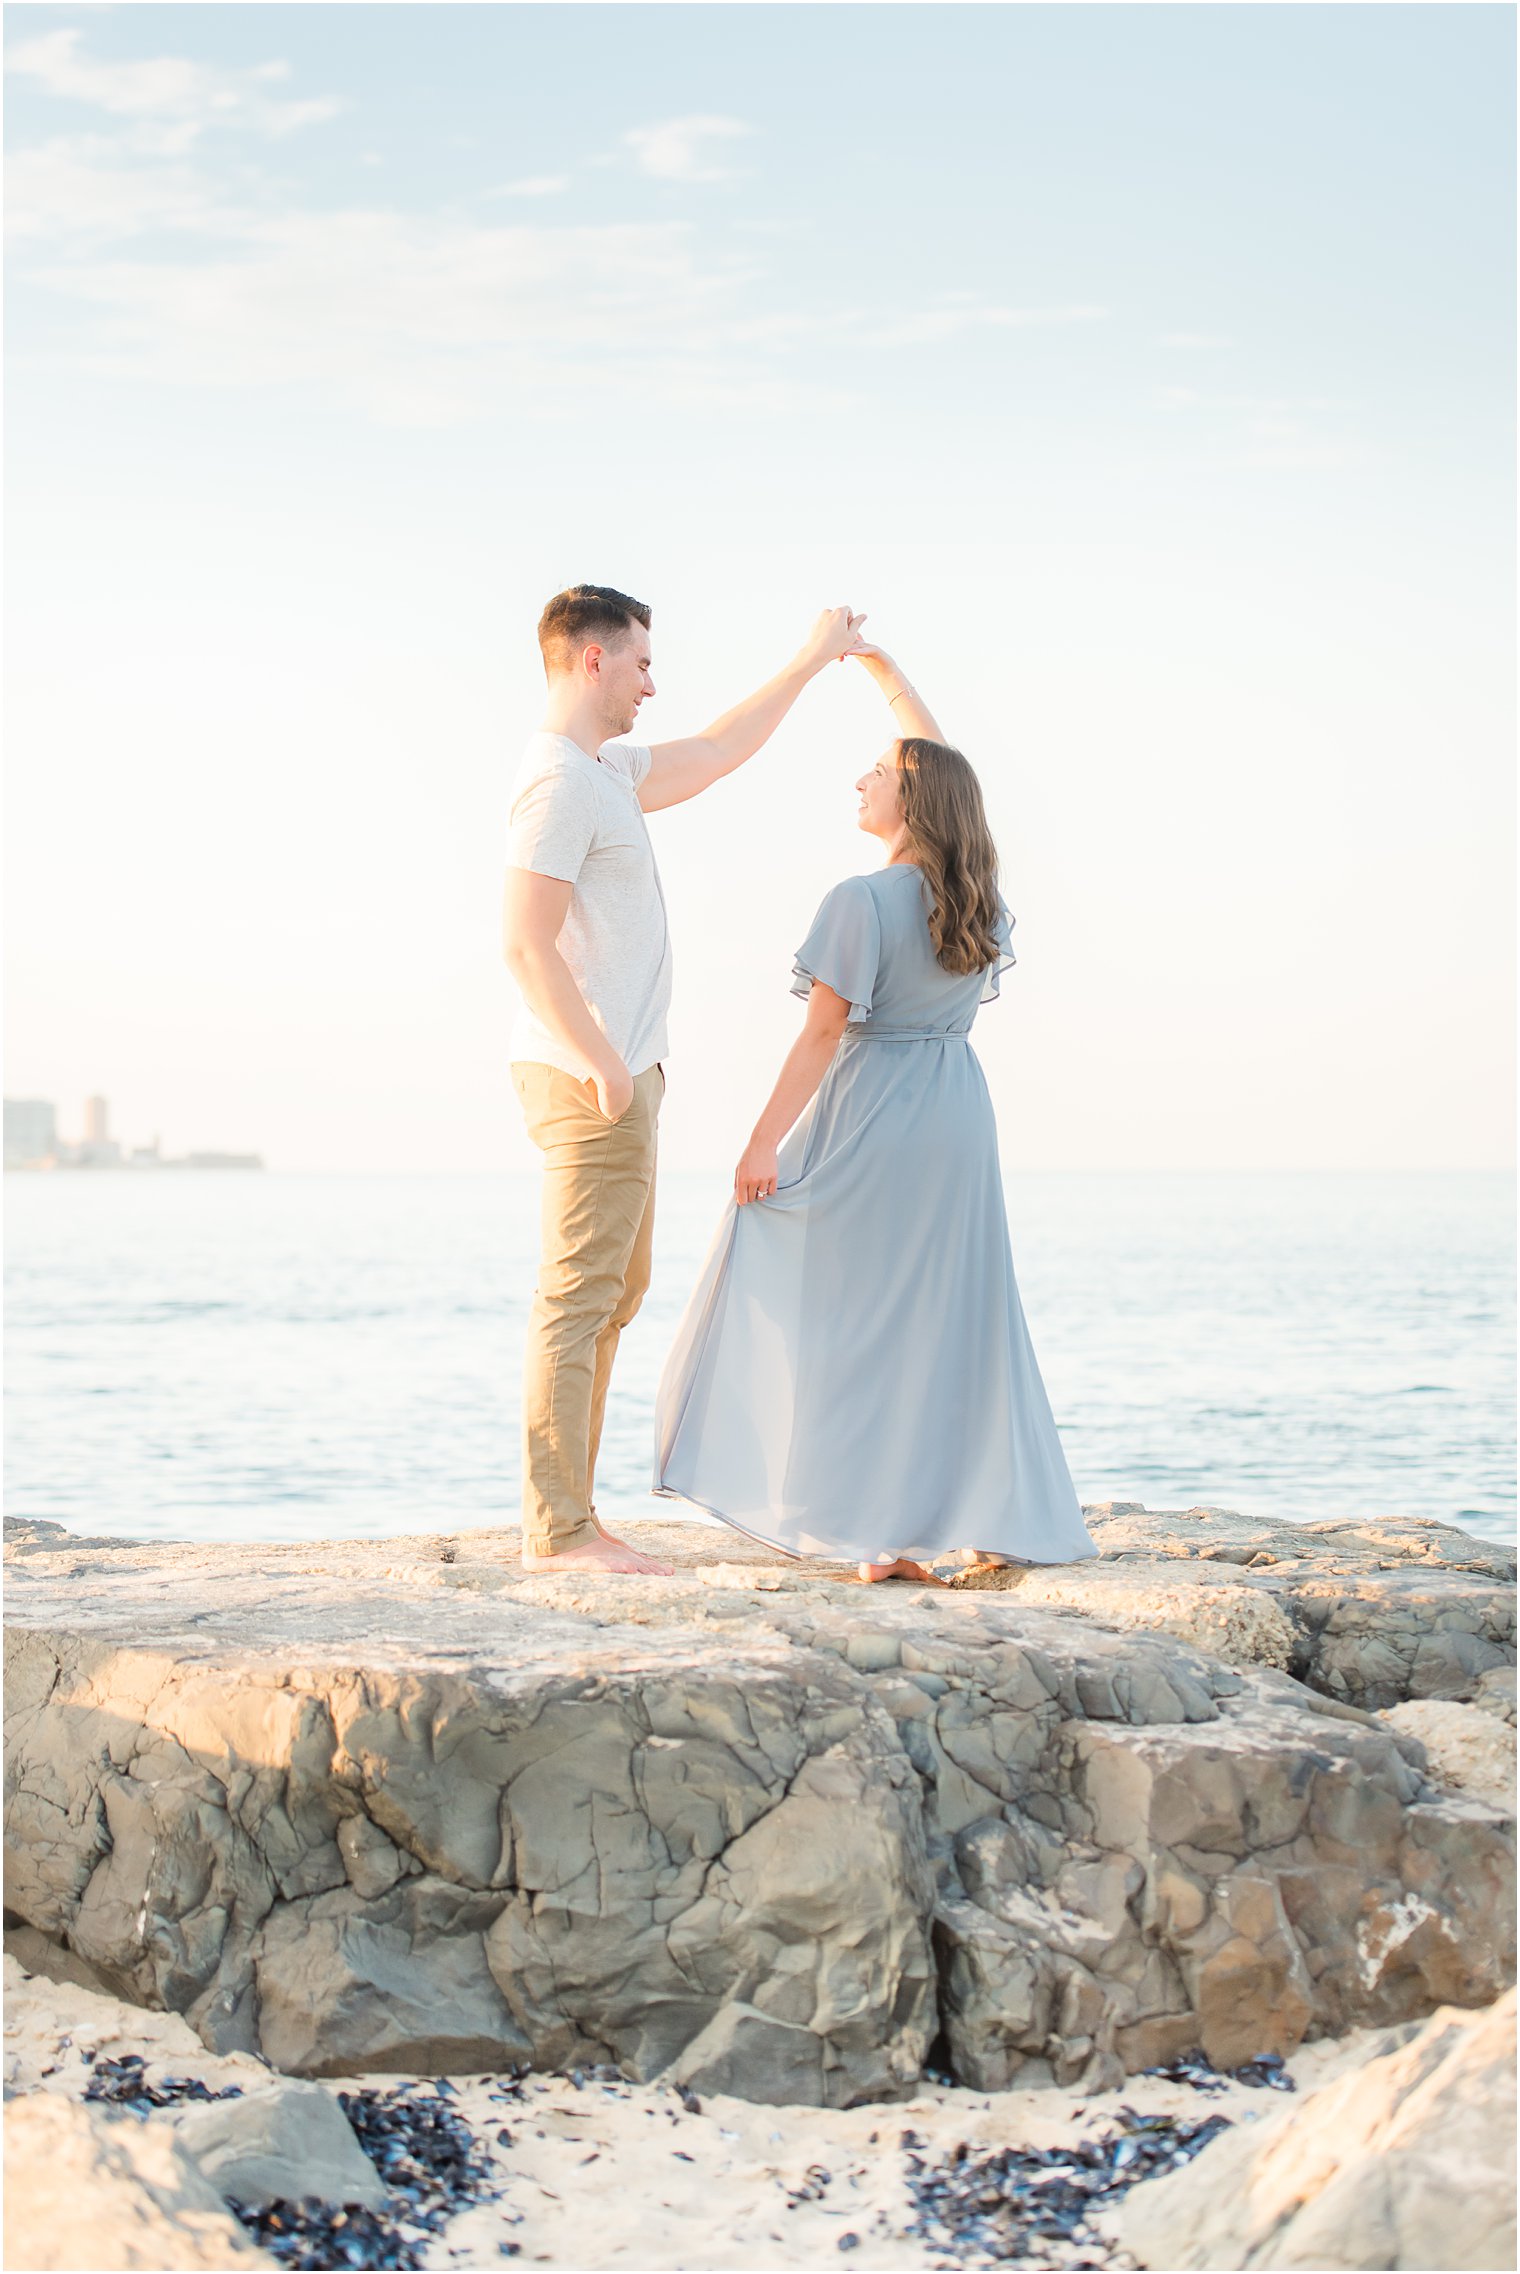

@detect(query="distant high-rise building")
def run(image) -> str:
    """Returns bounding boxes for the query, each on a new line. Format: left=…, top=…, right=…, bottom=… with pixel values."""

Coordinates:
left=72, top=1094, right=121, bottom=1168
left=4, top=1099, right=57, bottom=1168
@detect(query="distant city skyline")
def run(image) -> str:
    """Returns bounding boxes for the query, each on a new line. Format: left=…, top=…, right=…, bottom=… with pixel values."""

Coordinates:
left=3, top=1093, right=263, bottom=1171
left=5, top=4, right=1514, bottom=1173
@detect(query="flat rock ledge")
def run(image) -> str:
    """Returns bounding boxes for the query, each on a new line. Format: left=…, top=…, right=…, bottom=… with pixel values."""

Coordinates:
left=4, top=1506, right=1514, bottom=2107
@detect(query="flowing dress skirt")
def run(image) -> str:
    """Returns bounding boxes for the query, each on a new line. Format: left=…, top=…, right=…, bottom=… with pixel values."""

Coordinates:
left=654, top=1029, right=1096, bottom=1564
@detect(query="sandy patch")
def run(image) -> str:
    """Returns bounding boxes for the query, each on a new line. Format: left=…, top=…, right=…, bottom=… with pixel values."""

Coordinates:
left=4, top=1959, right=1398, bottom=2271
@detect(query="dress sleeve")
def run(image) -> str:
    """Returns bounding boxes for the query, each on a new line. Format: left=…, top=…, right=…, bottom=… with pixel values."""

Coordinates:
left=791, top=878, right=881, bottom=1023
left=980, top=897, right=1018, bottom=1004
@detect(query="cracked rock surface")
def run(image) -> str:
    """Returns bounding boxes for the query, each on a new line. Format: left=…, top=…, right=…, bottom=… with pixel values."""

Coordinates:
left=4, top=1507, right=1514, bottom=2103
left=971, top=1503, right=1517, bottom=1711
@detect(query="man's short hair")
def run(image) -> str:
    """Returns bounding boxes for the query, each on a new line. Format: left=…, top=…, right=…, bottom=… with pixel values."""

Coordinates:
left=537, top=585, right=651, bottom=676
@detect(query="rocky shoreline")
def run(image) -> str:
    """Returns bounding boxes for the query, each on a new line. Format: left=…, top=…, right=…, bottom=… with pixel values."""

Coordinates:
left=3, top=1502, right=1515, bottom=2267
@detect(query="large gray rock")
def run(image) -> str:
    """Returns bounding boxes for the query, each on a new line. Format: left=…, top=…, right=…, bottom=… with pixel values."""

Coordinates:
left=1471, top=1665, right=1517, bottom=1723
left=970, top=1504, right=1517, bottom=1711
left=1119, top=1987, right=1517, bottom=2269
left=3, top=1511, right=1513, bottom=2103
left=170, top=2079, right=387, bottom=2211
left=0, top=1953, right=383, bottom=2212
left=2, top=2094, right=273, bottom=2269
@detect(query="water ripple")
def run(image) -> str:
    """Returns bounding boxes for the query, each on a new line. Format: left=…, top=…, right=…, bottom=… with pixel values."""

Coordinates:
left=4, top=1170, right=1513, bottom=1547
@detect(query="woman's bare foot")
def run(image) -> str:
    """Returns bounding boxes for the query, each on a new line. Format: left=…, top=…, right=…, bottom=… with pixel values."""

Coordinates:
left=856, top=1557, right=949, bottom=1586
left=960, top=1552, right=1018, bottom=1577
left=522, top=1532, right=673, bottom=1576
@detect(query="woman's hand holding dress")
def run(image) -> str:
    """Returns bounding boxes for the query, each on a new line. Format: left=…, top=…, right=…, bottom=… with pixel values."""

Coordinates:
left=734, top=1138, right=779, bottom=1206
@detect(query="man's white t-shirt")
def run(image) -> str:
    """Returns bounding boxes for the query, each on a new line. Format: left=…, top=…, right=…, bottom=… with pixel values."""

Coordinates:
left=506, top=732, right=673, bottom=1079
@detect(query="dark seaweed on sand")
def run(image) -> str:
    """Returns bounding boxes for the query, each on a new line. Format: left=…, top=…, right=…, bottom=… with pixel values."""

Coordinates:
left=231, top=2078, right=517, bottom=2271
left=1141, top=2047, right=1296, bottom=2094
left=905, top=2108, right=1233, bottom=2266
left=82, top=2050, right=244, bottom=2115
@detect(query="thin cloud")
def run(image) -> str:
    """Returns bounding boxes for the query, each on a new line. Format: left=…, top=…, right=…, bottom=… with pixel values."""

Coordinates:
left=1160, top=388, right=1342, bottom=417
left=623, top=115, right=751, bottom=183
left=1240, top=415, right=1352, bottom=471
left=7, top=66, right=1106, bottom=429
left=874, top=301, right=1106, bottom=347
left=1154, top=384, right=1355, bottom=470
left=489, top=175, right=572, bottom=200
left=17, top=205, right=795, bottom=425
left=5, top=134, right=224, bottom=243
left=5, top=26, right=341, bottom=142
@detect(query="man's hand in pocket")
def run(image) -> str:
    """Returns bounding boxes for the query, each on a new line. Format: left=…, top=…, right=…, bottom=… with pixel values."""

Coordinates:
left=589, top=1061, right=635, bottom=1122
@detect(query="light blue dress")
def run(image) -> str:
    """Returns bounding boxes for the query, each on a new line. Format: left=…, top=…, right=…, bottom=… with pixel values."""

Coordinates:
left=654, top=865, right=1097, bottom=1565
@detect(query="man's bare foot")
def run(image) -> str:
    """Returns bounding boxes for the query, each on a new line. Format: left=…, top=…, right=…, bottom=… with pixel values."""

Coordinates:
left=856, top=1557, right=949, bottom=1587
left=522, top=1532, right=673, bottom=1576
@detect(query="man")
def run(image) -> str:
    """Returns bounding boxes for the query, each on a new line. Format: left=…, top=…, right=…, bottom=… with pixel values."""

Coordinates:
left=504, top=585, right=864, bottom=1574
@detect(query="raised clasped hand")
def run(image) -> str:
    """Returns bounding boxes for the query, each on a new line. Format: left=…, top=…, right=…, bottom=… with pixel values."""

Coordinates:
left=802, top=605, right=868, bottom=671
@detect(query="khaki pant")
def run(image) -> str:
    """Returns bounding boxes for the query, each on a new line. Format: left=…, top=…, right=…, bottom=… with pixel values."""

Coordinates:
left=513, top=1060, right=664, bottom=1554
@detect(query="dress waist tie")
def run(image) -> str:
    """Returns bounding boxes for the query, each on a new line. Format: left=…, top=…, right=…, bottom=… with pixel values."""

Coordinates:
left=845, top=1027, right=972, bottom=1043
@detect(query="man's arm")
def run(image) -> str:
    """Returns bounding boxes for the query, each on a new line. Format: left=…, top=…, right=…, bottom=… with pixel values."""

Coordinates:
left=502, top=870, right=634, bottom=1122
left=637, top=606, right=865, bottom=814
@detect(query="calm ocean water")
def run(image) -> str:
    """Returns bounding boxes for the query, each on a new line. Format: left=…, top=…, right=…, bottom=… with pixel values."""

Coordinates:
left=4, top=1171, right=1514, bottom=1549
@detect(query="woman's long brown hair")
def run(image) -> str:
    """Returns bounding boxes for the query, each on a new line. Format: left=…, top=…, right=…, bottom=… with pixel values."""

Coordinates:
left=895, top=738, right=1003, bottom=975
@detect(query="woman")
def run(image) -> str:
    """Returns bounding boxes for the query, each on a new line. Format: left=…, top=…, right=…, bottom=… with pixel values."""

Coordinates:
left=654, top=642, right=1095, bottom=1580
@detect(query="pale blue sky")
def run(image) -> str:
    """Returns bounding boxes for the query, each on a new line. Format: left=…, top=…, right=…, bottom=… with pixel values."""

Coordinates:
left=5, top=3, right=1514, bottom=1172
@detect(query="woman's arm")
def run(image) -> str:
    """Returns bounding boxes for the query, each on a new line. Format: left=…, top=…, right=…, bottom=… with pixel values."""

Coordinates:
left=734, top=982, right=851, bottom=1204
left=849, top=642, right=947, bottom=742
